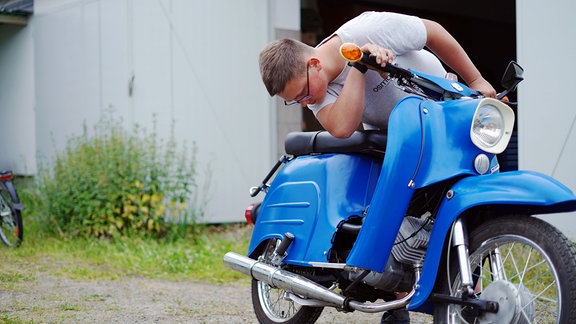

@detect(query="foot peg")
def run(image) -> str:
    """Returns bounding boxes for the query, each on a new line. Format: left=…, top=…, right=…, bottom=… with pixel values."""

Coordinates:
left=271, top=232, right=295, bottom=266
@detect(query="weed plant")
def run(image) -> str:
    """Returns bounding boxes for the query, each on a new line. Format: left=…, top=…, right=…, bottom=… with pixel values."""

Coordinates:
left=2, top=114, right=251, bottom=284
left=32, top=114, right=201, bottom=239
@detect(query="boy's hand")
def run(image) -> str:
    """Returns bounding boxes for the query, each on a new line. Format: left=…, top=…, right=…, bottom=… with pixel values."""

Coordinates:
left=469, top=78, right=497, bottom=98
left=360, top=44, right=394, bottom=66
left=360, top=44, right=394, bottom=79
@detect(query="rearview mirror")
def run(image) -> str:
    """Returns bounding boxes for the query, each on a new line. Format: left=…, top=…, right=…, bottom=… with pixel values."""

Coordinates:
left=501, top=61, right=524, bottom=91
left=497, top=61, right=524, bottom=100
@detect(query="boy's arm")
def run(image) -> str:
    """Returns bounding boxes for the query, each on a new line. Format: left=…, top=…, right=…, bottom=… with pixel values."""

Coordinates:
left=315, top=66, right=366, bottom=138
left=422, top=19, right=496, bottom=97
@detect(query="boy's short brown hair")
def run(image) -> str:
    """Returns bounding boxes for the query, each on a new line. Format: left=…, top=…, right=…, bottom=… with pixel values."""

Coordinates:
left=259, top=39, right=314, bottom=96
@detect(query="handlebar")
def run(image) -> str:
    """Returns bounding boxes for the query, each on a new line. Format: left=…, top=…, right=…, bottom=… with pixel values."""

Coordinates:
left=339, top=43, right=521, bottom=104
left=340, top=43, right=414, bottom=80
left=360, top=52, right=414, bottom=80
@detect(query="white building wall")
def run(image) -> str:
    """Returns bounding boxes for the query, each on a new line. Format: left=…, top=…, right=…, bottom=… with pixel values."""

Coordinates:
left=31, top=0, right=299, bottom=223
left=517, top=0, right=576, bottom=239
left=9, top=0, right=575, bottom=230
left=0, top=24, right=36, bottom=175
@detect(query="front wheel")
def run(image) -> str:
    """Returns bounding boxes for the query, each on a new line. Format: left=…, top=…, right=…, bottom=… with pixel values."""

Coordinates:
left=0, top=179, right=23, bottom=247
left=251, top=239, right=324, bottom=324
left=434, top=215, right=576, bottom=323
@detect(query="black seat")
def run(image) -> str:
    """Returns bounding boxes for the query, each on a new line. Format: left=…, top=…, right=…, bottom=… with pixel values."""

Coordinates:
left=284, top=130, right=387, bottom=157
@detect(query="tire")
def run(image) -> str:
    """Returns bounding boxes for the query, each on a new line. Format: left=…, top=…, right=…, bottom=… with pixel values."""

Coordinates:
left=434, top=215, right=576, bottom=323
left=0, top=180, right=23, bottom=247
left=251, top=239, right=324, bottom=324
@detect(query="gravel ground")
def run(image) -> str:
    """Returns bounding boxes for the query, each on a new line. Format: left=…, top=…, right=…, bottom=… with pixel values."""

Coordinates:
left=0, top=269, right=433, bottom=323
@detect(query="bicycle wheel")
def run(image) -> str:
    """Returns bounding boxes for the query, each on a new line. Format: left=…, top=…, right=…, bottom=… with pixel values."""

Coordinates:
left=0, top=180, right=23, bottom=247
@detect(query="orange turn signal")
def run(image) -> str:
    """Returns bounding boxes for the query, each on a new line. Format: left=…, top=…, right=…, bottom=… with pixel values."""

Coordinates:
left=339, top=43, right=363, bottom=62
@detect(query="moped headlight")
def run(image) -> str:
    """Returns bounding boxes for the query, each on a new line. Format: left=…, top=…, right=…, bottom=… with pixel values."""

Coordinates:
left=470, top=98, right=515, bottom=154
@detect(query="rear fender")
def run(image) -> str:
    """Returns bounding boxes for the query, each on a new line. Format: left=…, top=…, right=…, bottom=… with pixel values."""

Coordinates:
left=247, top=153, right=382, bottom=266
left=409, top=170, right=576, bottom=309
left=1, top=178, right=23, bottom=210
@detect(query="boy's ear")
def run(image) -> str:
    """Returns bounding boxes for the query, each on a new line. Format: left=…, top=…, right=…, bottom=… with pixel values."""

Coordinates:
left=308, top=57, right=322, bottom=70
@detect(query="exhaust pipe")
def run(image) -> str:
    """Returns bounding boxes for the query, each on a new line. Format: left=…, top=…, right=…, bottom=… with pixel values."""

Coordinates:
left=224, top=252, right=419, bottom=313
left=224, top=252, right=346, bottom=307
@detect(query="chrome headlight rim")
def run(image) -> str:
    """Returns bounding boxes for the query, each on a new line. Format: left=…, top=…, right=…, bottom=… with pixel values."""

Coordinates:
left=470, top=98, right=515, bottom=154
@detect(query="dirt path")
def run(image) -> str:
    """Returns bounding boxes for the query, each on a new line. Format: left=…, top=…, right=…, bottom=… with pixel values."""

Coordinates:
left=0, top=270, right=433, bottom=323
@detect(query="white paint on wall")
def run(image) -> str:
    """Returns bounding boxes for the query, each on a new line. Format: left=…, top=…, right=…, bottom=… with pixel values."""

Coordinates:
left=6, top=0, right=574, bottom=231
left=0, top=24, right=36, bottom=175
left=29, top=0, right=300, bottom=223
left=517, top=0, right=576, bottom=239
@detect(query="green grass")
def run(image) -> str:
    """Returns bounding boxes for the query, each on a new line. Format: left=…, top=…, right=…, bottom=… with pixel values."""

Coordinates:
left=0, top=213, right=252, bottom=286
left=0, top=170, right=250, bottom=294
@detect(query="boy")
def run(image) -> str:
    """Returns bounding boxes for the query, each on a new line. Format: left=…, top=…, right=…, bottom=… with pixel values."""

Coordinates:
left=259, top=11, right=498, bottom=323
left=259, top=11, right=496, bottom=138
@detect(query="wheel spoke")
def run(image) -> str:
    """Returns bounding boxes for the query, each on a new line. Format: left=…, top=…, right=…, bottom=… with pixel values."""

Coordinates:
left=519, top=247, right=533, bottom=284
left=529, top=280, right=558, bottom=304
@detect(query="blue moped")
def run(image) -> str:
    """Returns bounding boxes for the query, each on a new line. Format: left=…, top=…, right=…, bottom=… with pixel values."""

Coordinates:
left=224, top=43, right=576, bottom=323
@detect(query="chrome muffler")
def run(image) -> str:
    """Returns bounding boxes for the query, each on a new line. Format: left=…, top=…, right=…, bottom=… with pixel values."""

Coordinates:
left=223, top=252, right=346, bottom=307
left=223, top=252, right=418, bottom=313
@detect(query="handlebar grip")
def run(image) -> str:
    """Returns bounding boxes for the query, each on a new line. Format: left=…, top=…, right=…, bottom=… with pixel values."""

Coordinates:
left=360, top=54, right=413, bottom=79
left=339, top=43, right=412, bottom=78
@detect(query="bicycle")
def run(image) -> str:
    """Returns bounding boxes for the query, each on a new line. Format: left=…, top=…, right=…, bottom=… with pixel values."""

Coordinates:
left=0, top=170, right=23, bottom=247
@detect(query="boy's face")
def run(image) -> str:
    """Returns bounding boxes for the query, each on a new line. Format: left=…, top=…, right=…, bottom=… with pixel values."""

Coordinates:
left=281, top=65, right=311, bottom=106
left=279, top=62, right=326, bottom=107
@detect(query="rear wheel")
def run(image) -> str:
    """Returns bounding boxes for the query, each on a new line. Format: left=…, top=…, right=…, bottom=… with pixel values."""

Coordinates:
left=434, top=215, right=576, bottom=323
left=0, top=180, right=23, bottom=247
left=251, top=239, right=324, bottom=323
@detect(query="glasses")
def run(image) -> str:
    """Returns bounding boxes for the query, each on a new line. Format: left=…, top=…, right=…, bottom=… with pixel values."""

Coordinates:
left=284, top=65, right=311, bottom=106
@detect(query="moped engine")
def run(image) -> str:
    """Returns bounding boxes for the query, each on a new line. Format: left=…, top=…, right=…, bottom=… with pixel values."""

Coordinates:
left=349, top=216, right=432, bottom=292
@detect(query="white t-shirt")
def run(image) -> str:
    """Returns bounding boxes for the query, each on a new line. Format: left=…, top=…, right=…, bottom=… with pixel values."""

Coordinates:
left=308, top=11, right=447, bottom=130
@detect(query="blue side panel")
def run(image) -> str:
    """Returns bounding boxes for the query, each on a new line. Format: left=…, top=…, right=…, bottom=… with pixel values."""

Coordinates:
left=408, top=170, right=576, bottom=309
left=346, top=97, right=425, bottom=271
left=413, top=99, right=488, bottom=187
left=345, top=97, right=481, bottom=271
left=248, top=154, right=382, bottom=266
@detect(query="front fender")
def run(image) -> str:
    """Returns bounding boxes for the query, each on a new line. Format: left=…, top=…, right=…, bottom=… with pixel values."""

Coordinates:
left=2, top=179, right=23, bottom=210
left=409, top=170, right=576, bottom=309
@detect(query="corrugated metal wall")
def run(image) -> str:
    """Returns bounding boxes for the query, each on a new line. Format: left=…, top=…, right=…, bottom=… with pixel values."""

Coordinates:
left=3, top=0, right=575, bottom=233
left=0, top=23, right=35, bottom=175
left=517, top=0, right=576, bottom=239
left=27, top=0, right=300, bottom=223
